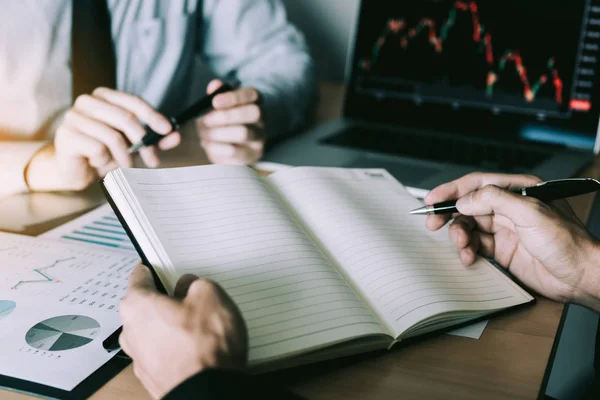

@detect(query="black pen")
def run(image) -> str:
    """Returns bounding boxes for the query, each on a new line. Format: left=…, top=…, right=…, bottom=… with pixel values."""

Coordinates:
left=409, top=178, right=600, bottom=215
left=128, top=81, right=240, bottom=154
left=102, top=327, right=122, bottom=351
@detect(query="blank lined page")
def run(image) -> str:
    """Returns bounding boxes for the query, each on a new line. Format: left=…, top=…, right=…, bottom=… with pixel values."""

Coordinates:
left=267, top=168, right=533, bottom=337
left=115, top=165, right=386, bottom=363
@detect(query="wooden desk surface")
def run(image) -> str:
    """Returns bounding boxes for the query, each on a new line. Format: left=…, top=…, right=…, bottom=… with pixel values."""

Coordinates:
left=2, top=82, right=598, bottom=400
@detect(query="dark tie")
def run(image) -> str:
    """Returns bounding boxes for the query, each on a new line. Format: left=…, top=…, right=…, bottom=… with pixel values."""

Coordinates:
left=71, top=0, right=117, bottom=101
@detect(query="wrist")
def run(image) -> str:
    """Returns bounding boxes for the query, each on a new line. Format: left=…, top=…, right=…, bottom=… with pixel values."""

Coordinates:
left=25, top=144, right=54, bottom=191
left=25, top=144, right=75, bottom=192
left=574, top=238, right=600, bottom=312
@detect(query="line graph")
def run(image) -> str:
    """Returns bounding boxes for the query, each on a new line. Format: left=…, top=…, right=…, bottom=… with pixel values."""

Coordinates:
left=11, top=257, right=76, bottom=290
left=359, top=0, right=566, bottom=106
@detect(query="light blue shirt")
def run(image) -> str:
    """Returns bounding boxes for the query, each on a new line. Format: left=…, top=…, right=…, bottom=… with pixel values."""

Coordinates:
left=111, top=0, right=317, bottom=134
left=0, top=0, right=316, bottom=196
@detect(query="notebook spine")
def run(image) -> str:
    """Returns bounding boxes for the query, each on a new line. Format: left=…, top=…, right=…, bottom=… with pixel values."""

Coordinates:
left=99, top=179, right=167, bottom=294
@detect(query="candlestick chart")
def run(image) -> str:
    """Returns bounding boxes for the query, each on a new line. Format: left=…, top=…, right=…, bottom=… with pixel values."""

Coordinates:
left=356, top=0, right=581, bottom=111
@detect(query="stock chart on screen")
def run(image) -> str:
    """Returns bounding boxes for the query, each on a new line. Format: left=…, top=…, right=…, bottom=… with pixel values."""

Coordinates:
left=354, top=0, right=600, bottom=120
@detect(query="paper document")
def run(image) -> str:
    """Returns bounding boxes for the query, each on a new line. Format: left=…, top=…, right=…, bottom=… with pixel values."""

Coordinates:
left=42, top=204, right=136, bottom=252
left=0, top=232, right=138, bottom=390
left=447, top=320, right=489, bottom=339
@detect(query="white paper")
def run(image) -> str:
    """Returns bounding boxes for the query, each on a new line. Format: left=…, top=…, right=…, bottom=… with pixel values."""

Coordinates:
left=447, top=320, right=489, bottom=339
left=0, top=233, right=138, bottom=391
left=253, top=161, right=293, bottom=172
left=41, top=204, right=136, bottom=252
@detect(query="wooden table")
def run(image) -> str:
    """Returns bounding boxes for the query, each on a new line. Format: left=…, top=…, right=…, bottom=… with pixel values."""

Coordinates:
left=2, top=83, right=599, bottom=400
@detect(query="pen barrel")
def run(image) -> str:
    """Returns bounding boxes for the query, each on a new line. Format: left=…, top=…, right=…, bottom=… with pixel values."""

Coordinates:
left=432, top=200, right=459, bottom=214
left=141, top=127, right=164, bottom=147
left=131, top=80, right=239, bottom=152
left=524, top=179, right=600, bottom=202
left=175, top=82, right=237, bottom=123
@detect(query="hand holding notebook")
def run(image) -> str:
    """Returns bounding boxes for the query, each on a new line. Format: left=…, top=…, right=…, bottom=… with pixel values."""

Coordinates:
left=102, top=165, right=533, bottom=369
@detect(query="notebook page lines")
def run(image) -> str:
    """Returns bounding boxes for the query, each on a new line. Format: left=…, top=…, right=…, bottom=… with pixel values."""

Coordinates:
left=122, top=166, right=386, bottom=362
left=268, top=168, right=526, bottom=335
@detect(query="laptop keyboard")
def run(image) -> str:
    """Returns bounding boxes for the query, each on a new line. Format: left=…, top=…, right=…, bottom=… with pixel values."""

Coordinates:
left=320, top=126, right=553, bottom=173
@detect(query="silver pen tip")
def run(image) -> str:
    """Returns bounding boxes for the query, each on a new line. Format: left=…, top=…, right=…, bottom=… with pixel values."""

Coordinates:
left=409, top=206, right=432, bottom=215
left=128, top=142, right=144, bottom=154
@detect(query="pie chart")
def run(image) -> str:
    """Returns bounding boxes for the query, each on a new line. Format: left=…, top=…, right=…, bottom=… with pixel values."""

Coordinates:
left=25, top=315, right=101, bottom=351
left=0, top=301, right=16, bottom=321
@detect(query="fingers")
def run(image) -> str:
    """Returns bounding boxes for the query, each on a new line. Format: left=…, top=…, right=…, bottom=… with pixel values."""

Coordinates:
left=202, top=140, right=264, bottom=165
left=127, top=264, right=157, bottom=294
left=173, top=274, right=200, bottom=299
left=448, top=216, right=496, bottom=265
left=478, top=233, right=496, bottom=259
left=200, top=104, right=262, bottom=128
left=92, top=88, right=172, bottom=168
left=456, top=184, right=553, bottom=228
left=207, top=79, right=223, bottom=95
left=93, top=88, right=172, bottom=134
left=449, top=216, right=476, bottom=249
left=158, top=132, right=182, bottom=151
left=459, top=232, right=480, bottom=265
left=200, top=125, right=265, bottom=144
left=213, top=88, right=260, bottom=110
left=72, top=89, right=174, bottom=168
left=426, top=212, right=457, bottom=232
left=56, top=127, right=112, bottom=168
left=425, top=172, right=542, bottom=205
left=74, top=94, right=146, bottom=144
left=456, top=232, right=497, bottom=265
left=198, top=83, right=265, bottom=166
left=63, top=110, right=132, bottom=168
left=425, top=173, right=542, bottom=231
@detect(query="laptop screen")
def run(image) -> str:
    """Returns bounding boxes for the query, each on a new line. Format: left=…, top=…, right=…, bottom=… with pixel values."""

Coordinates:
left=346, top=0, right=600, bottom=149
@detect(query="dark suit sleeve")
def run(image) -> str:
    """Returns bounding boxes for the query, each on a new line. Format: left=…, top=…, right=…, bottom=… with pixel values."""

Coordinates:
left=163, top=369, right=304, bottom=400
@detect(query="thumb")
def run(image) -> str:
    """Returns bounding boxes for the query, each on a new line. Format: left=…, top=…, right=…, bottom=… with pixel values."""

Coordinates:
left=207, top=79, right=223, bottom=95
left=128, top=264, right=157, bottom=294
left=456, top=184, right=547, bottom=226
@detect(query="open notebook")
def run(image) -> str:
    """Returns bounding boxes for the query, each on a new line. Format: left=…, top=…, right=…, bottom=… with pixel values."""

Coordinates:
left=102, top=166, right=533, bottom=369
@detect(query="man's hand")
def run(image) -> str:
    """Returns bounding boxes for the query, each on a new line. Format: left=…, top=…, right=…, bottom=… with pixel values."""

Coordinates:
left=425, top=173, right=600, bottom=311
left=27, top=88, right=181, bottom=191
left=197, top=80, right=266, bottom=165
left=119, top=265, right=248, bottom=400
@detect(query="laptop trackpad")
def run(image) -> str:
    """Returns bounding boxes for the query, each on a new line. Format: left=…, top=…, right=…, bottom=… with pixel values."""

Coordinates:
left=347, top=157, right=440, bottom=187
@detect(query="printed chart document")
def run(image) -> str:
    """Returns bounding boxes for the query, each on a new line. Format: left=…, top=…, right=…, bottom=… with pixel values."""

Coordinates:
left=42, top=204, right=135, bottom=252
left=0, top=233, right=138, bottom=391
left=102, top=165, right=533, bottom=369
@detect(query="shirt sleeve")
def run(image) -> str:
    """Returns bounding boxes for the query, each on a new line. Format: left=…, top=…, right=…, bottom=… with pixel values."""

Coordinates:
left=0, top=141, right=48, bottom=198
left=199, top=0, right=318, bottom=137
left=162, top=368, right=305, bottom=400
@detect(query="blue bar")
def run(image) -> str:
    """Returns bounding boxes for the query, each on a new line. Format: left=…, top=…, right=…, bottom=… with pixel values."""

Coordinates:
left=73, top=231, right=126, bottom=242
left=84, top=225, right=127, bottom=236
left=62, top=235, right=120, bottom=248
left=103, top=216, right=119, bottom=222
left=93, top=221, right=123, bottom=228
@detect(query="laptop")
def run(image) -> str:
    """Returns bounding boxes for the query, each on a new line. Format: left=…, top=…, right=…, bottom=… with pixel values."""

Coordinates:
left=265, top=0, right=600, bottom=191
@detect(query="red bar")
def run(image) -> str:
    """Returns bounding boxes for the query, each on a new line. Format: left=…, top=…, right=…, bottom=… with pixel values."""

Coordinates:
left=570, top=99, right=592, bottom=111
